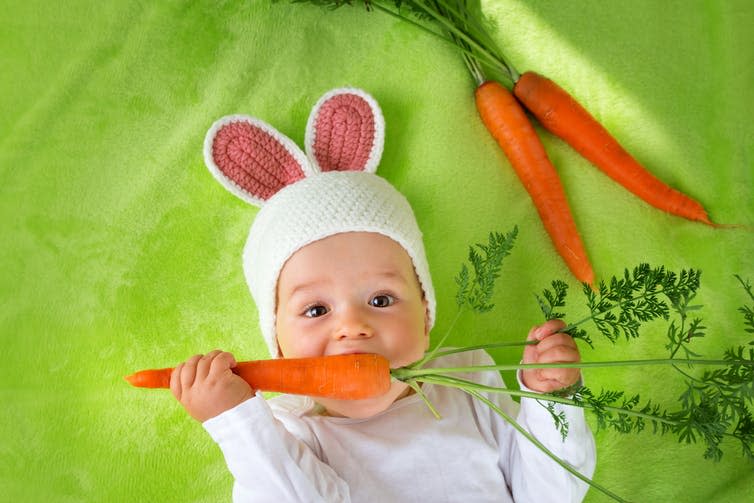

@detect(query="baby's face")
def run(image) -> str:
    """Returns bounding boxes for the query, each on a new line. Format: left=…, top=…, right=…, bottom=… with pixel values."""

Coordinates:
left=275, top=231, right=429, bottom=367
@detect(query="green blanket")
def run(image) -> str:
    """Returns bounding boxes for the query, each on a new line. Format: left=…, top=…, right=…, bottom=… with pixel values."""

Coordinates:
left=2, top=1, right=753, bottom=501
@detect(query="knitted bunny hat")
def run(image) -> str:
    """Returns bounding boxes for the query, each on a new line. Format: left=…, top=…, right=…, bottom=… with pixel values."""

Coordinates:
left=203, top=88, right=436, bottom=357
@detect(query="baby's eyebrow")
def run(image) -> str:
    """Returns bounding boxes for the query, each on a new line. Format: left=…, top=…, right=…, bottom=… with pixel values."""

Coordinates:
left=373, top=270, right=409, bottom=283
left=285, top=270, right=410, bottom=298
left=286, top=279, right=329, bottom=299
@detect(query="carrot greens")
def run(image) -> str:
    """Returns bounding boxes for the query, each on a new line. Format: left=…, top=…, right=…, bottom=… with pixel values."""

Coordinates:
left=455, top=226, right=517, bottom=313
left=391, top=229, right=754, bottom=502
left=539, top=265, right=703, bottom=347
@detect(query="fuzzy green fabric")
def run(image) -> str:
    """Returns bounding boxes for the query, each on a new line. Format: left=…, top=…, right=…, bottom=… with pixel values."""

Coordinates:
left=2, top=1, right=753, bottom=501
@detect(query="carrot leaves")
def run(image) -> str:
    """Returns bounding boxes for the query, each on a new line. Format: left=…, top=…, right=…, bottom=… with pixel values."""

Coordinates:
left=396, top=231, right=754, bottom=501
left=536, top=265, right=702, bottom=348
left=533, top=262, right=754, bottom=465
left=415, top=227, right=518, bottom=367
left=737, top=274, right=754, bottom=334
left=455, top=226, right=517, bottom=312
left=287, top=0, right=519, bottom=83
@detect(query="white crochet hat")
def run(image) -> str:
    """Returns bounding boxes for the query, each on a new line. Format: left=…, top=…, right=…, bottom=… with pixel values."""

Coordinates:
left=203, top=88, right=436, bottom=357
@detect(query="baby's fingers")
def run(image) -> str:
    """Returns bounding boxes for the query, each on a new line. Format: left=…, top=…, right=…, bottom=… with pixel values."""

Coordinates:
left=209, top=351, right=237, bottom=376
left=170, top=362, right=185, bottom=400
left=536, top=366, right=581, bottom=389
left=196, top=350, right=224, bottom=381
left=179, top=354, right=203, bottom=389
left=527, top=319, right=567, bottom=341
left=535, top=342, right=581, bottom=390
left=535, top=334, right=579, bottom=362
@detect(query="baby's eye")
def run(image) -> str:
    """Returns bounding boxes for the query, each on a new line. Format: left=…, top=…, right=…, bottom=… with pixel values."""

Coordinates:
left=369, top=294, right=395, bottom=308
left=304, top=305, right=329, bottom=318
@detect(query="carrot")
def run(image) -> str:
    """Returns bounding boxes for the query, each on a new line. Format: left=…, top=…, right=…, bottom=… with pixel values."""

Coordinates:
left=125, top=353, right=392, bottom=400
left=475, top=80, right=595, bottom=285
left=513, top=71, right=713, bottom=225
left=326, top=2, right=736, bottom=280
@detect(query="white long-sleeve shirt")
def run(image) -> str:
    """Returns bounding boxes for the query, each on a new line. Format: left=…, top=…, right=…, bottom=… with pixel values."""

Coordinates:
left=203, top=349, right=596, bottom=502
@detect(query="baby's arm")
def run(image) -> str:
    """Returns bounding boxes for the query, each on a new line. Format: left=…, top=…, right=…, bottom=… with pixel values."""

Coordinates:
left=511, top=320, right=595, bottom=502
left=465, top=345, right=594, bottom=502
left=170, top=350, right=255, bottom=422
left=203, top=394, right=350, bottom=502
left=171, top=351, right=350, bottom=502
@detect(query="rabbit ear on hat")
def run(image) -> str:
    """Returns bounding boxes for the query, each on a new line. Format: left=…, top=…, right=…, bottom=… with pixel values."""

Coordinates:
left=305, top=87, right=385, bottom=174
left=203, top=115, right=317, bottom=207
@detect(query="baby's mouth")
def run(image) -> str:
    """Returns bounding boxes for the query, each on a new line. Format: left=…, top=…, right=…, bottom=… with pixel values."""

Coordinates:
left=332, top=347, right=374, bottom=356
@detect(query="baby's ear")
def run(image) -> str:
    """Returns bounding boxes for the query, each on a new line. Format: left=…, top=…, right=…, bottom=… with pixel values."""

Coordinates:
left=305, top=88, right=385, bottom=174
left=203, top=115, right=316, bottom=206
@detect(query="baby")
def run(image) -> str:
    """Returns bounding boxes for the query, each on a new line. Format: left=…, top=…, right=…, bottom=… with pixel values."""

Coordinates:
left=171, top=88, right=595, bottom=502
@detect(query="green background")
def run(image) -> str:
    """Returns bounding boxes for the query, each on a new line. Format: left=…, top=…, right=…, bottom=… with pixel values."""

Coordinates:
left=2, top=1, right=753, bottom=501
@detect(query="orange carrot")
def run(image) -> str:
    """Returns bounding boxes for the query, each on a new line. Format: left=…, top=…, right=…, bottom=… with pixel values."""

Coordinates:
left=125, top=353, right=391, bottom=400
left=513, top=71, right=713, bottom=225
left=475, top=80, right=595, bottom=285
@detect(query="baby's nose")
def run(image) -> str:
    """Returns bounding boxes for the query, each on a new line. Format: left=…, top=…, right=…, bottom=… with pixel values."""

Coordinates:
left=334, top=306, right=373, bottom=340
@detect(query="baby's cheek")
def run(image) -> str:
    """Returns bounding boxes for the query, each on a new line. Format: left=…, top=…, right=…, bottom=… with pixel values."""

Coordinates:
left=391, top=343, right=426, bottom=368
left=281, top=340, right=318, bottom=359
left=297, top=334, right=332, bottom=359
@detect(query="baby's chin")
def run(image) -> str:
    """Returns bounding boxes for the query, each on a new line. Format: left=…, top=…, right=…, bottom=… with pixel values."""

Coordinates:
left=315, top=380, right=413, bottom=419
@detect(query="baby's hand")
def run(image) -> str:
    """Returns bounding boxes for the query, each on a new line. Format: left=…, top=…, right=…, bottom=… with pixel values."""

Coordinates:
left=170, top=350, right=255, bottom=422
left=521, top=319, right=581, bottom=393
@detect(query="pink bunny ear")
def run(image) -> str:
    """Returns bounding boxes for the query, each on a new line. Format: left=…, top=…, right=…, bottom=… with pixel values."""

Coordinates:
left=305, top=88, right=385, bottom=174
left=203, top=115, right=315, bottom=206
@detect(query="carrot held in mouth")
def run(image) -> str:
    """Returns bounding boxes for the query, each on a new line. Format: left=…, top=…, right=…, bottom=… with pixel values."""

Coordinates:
left=125, top=353, right=392, bottom=400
